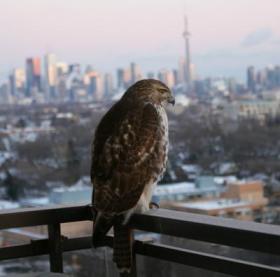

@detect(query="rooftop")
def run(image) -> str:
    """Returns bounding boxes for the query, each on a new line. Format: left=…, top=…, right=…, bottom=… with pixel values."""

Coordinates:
left=176, top=198, right=249, bottom=210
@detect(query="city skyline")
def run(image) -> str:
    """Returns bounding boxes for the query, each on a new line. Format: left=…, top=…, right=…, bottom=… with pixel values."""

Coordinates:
left=1, top=0, right=280, bottom=82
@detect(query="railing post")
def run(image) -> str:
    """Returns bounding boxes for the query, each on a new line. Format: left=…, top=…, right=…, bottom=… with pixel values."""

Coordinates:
left=48, top=223, right=63, bottom=273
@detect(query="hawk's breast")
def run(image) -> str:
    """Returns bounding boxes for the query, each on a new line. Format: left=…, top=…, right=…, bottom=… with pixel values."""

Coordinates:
left=153, top=104, right=169, bottom=182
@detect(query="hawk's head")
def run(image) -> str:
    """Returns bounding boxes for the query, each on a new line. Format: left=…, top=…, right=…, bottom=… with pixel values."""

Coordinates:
left=124, top=79, right=175, bottom=106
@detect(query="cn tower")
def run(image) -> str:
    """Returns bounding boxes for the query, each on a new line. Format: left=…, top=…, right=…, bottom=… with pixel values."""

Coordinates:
left=182, top=15, right=191, bottom=87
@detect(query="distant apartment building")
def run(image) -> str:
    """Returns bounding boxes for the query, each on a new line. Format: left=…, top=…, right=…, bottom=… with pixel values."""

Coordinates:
left=44, top=53, right=57, bottom=99
left=170, top=180, right=268, bottom=221
left=25, top=57, right=41, bottom=95
left=222, top=100, right=280, bottom=121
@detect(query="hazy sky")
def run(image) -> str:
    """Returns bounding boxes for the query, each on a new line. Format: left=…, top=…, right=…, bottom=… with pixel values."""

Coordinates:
left=1, top=0, right=280, bottom=81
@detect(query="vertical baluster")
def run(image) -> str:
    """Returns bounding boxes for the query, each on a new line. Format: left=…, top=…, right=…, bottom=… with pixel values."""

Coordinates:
left=48, top=223, right=63, bottom=273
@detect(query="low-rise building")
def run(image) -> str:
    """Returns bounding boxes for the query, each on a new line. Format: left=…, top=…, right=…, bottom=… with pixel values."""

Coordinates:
left=222, top=100, right=280, bottom=121
left=169, top=180, right=268, bottom=221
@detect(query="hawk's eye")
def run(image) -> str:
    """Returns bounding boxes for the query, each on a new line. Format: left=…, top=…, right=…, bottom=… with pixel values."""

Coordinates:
left=158, top=88, right=167, bottom=94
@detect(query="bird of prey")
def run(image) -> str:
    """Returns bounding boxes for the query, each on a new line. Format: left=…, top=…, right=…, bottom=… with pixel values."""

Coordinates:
left=91, top=79, right=174, bottom=272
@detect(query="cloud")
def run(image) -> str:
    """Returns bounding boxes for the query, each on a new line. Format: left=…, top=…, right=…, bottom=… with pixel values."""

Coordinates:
left=241, top=28, right=273, bottom=47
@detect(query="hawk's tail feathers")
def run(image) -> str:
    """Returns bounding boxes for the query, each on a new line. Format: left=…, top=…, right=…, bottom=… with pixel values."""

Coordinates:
left=113, top=222, right=133, bottom=273
left=92, top=212, right=114, bottom=248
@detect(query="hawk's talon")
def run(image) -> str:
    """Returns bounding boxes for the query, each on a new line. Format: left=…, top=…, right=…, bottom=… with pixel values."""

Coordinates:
left=149, top=202, right=159, bottom=209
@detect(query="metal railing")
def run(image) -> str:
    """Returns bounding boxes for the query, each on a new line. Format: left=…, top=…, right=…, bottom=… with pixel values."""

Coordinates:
left=0, top=204, right=280, bottom=276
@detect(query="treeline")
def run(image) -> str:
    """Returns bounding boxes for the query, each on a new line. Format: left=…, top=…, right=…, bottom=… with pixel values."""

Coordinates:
left=171, top=108, right=280, bottom=175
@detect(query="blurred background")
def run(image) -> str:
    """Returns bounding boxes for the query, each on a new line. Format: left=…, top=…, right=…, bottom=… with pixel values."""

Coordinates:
left=0, top=0, right=280, bottom=276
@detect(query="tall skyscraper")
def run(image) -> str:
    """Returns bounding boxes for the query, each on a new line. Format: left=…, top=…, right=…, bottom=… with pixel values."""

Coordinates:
left=147, top=72, right=155, bottom=79
left=44, top=53, right=57, bottom=99
left=158, top=69, right=175, bottom=88
left=26, top=57, right=41, bottom=96
left=117, top=68, right=125, bottom=89
left=247, top=66, right=256, bottom=92
left=56, top=62, right=69, bottom=77
left=87, top=71, right=103, bottom=100
left=129, top=62, right=142, bottom=85
left=104, top=73, right=114, bottom=97
left=116, top=68, right=131, bottom=89
left=130, top=62, right=137, bottom=84
left=10, top=68, right=25, bottom=96
left=182, top=15, right=192, bottom=88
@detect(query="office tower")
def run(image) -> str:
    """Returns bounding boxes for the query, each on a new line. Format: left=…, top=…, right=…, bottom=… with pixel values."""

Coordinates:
left=88, top=71, right=103, bottom=100
left=10, top=68, right=25, bottom=96
left=104, top=73, right=114, bottom=97
left=117, top=67, right=131, bottom=89
left=44, top=53, right=57, bottom=99
left=256, top=69, right=267, bottom=89
left=275, top=66, right=280, bottom=87
left=130, top=62, right=142, bottom=84
left=130, top=62, right=137, bottom=84
left=158, top=69, right=175, bottom=88
left=147, top=72, right=155, bottom=79
left=65, top=64, right=83, bottom=102
left=247, top=66, right=256, bottom=92
left=173, top=69, right=179, bottom=85
left=0, top=83, right=12, bottom=103
left=26, top=57, right=41, bottom=95
left=123, top=68, right=131, bottom=87
left=56, top=77, right=67, bottom=102
left=117, top=68, right=125, bottom=89
left=182, top=15, right=192, bottom=87
left=266, top=66, right=279, bottom=89
left=56, top=62, right=69, bottom=77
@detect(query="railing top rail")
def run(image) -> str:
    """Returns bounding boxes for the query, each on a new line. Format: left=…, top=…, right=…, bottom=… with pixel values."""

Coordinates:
left=1, top=204, right=280, bottom=254
left=0, top=204, right=93, bottom=229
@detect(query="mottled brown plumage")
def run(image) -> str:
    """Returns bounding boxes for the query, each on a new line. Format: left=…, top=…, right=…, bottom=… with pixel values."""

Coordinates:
left=91, top=79, right=174, bottom=272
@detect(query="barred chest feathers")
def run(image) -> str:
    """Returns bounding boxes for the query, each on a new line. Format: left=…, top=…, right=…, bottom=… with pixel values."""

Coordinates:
left=135, top=104, right=169, bottom=214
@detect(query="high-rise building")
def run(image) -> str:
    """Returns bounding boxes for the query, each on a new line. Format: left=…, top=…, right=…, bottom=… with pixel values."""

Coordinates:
left=117, top=68, right=125, bottom=89
left=0, top=83, right=12, bottom=104
left=56, top=62, right=69, bottom=77
left=147, top=72, right=155, bottom=79
left=44, top=53, right=57, bottom=99
left=130, top=62, right=142, bottom=84
left=275, top=66, right=280, bottom=87
left=116, top=68, right=131, bottom=89
left=173, top=69, right=179, bottom=85
left=87, top=71, right=103, bottom=100
left=130, top=62, right=137, bottom=84
left=10, top=68, right=25, bottom=96
left=104, top=73, right=114, bottom=97
left=26, top=57, right=41, bottom=95
left=247, top=66, right=256, bottom=92
left=182, top=15, right=192, bottom=88
left=158, top=69, right=175, bottom=88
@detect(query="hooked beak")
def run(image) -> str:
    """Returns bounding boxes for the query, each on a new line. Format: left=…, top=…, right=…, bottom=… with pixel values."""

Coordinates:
left=168, top=96, right=175, bottom=106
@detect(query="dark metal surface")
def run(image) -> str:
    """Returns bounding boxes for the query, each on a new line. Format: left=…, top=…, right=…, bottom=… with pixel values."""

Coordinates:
left=48, top=223, right=63, bottom=273
left=131, top=208, right=280, bottom=255
left=1, top=235, right=280, bottom=277
left=134, top=241, right=280, bottom=277
left=1, top=205, right=280, bottom=276
left=0, top=204, right=93, bottom=230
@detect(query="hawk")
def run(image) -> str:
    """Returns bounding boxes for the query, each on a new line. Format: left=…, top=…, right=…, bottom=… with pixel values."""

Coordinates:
left=91, top=79, right=174, bottom=272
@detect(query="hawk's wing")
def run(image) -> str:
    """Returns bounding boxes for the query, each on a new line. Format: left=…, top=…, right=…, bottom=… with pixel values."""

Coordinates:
left=91, top=101, right=160, bottom=213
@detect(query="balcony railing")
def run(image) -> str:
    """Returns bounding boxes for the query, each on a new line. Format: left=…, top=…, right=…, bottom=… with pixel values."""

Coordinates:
left=0, top=204, right=280, bottom=276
